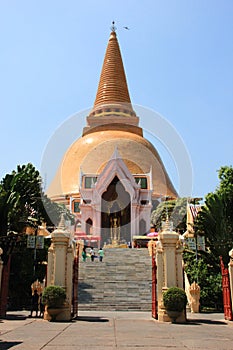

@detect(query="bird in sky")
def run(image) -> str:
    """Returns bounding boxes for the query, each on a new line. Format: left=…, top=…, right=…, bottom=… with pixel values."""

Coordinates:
left=123, top=26, right=130, bottom=30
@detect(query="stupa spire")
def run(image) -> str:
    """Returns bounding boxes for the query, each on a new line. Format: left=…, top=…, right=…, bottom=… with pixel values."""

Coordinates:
left=83, top=22, right=141, bottom=136
left=93, top=21, right=132, bottom=108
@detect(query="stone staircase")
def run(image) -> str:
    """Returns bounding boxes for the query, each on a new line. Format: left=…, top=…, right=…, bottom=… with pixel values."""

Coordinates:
left=78, top=248, right=152, bottom=311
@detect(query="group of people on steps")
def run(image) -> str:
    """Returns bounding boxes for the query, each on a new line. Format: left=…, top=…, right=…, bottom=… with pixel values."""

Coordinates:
left=82, top=247, right=104, bottom=262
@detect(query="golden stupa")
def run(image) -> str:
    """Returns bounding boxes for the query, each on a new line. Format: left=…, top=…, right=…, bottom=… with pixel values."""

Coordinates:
left=48, top=25, right=177, bottom=205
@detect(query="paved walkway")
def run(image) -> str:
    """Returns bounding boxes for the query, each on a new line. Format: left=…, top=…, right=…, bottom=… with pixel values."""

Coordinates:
left=0, top=311, right=232, bottom=349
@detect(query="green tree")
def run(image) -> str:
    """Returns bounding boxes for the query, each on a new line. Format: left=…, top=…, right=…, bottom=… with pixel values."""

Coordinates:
left=0, top=163, right=74, bottom=310
left=186, top=165, right=233, bottom=311
left=0, top=163, right=74, bottom=236
left=183, top=249, right=223, bottom=310
left=151, top=197, right=187, bottom=232
left=196, top=166, right=233, bottom=265
left=0, top=174, right=20, bottom=237
left=218, top=166, right=233, bottom=195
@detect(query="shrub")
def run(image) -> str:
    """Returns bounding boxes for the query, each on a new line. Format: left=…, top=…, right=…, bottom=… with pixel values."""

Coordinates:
left=42, top=285, right=66, bottom=308
left=163, top=287, right=187, bottom=312
left=183, top=249, right=223, bottom=311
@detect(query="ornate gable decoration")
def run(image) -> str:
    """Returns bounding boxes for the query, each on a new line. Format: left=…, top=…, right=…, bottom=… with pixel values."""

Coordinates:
left=94, top=147, right=139, bottom=201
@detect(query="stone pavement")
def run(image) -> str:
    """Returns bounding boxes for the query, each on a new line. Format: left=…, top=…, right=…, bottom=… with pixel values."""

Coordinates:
left=0, top=310, right=232, bottom=350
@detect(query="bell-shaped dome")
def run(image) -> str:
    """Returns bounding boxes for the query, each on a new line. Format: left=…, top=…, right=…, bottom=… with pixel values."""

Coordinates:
left=47, top=129, right=177, bottom=199
left=47, top=25, right=177, bottom=201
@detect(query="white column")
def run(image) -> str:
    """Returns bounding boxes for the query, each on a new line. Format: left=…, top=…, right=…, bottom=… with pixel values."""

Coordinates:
left=141, top=205, right=152, bottom=233
left=94, top=204, right=101, bottom=237
left=176, top=243, right=184, bottom=289
left=131, top=203, right=136, bottom=242
left=47, top=245, right=54, bottom=285
left=53, top=236, right=69, bottom=288
left=156, top=241, right=163, bottom=309
left=160, top=232, right=179, bottom=288
left=66, top=245, right=74, bottom=308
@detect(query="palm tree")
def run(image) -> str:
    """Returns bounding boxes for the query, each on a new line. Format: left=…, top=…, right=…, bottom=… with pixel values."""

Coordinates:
left=197, top=192, right=233, bottom=265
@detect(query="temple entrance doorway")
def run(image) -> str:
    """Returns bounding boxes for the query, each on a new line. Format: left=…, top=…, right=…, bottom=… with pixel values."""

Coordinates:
left=101, top=176, right=131, bottom=247
left=86, top=218, right=93, bottom=235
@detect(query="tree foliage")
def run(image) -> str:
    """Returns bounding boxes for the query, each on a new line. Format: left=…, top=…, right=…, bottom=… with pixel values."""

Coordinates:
left=151, top=197, right=187, bottom=232
left=196, top=166, right=233, bottom=265
left=0, top=163, right=74, bottom=237
left=183, top=166, right=233, bottom=310
left=0, top=163, right=74, bottom=310
left=183, top=249, right=223, bottom=310
left=218, top=166, right=233, bottom=195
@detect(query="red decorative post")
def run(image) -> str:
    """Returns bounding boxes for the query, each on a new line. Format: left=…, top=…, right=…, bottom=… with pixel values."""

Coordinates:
left=220, top=256, right=233, bottom=321
left=72, top=256, right=79, bottom=317
left=152, top=244, right=157, bottom=319
left=0, top=256, right=11, bottom=317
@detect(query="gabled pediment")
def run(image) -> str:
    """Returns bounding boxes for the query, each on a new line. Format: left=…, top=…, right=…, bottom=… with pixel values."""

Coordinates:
left=94, top=148, right=139, bottom=200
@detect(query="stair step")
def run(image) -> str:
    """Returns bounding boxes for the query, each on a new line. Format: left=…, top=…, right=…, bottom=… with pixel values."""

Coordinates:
left=78, top=248, right=152, bottom=311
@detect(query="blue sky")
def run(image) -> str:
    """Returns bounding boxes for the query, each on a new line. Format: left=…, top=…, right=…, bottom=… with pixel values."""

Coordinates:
left=0, top=0, right=232, bottom=199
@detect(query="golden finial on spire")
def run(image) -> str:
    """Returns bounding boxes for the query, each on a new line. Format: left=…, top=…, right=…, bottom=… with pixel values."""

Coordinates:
left=111, top=21, right=116, bottom=32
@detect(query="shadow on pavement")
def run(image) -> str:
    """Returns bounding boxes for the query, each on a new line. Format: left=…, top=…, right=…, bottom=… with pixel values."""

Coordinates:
left=76, top=316, right=109, bottom=323
left=4, top=314, right=28, bottom=321
left=186, top=319, right=227, bottom=326
left=0, top=341, right=23, bottom=349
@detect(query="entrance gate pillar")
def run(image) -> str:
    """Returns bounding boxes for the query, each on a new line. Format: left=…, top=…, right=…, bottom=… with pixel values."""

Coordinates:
left=46, top=215, right=74, bottom=321
left=156, top=220, right=185, bottom=322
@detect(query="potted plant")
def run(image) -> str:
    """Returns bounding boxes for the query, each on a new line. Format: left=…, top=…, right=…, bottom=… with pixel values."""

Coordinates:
left=42, top=285, right=66, bottom=321
left=163, top=287, right=187, bottom=323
